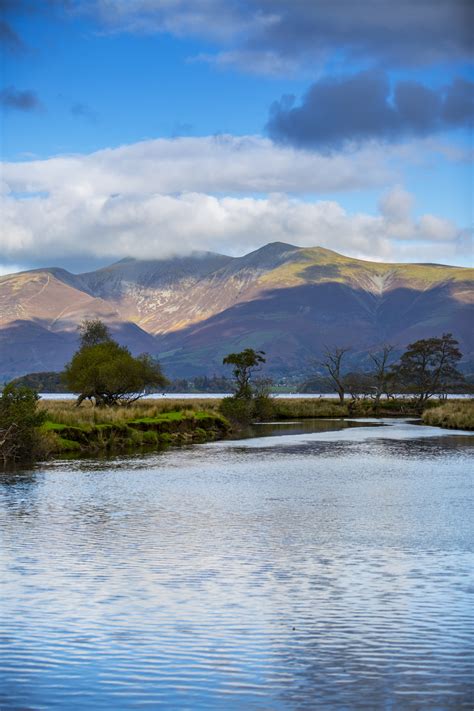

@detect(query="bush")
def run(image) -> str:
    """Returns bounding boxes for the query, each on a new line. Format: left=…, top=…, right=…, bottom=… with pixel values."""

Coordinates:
left=220, top=396, right=255, bottom=425
left=0, top=384, right=46, bottom=464
left=219, top=394, right=275, bottom=425
left=253, top=394, right=276, bottom=420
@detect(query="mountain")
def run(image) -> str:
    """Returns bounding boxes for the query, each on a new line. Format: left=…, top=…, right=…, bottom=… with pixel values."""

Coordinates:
left=0, top=243, right=472, bottom=380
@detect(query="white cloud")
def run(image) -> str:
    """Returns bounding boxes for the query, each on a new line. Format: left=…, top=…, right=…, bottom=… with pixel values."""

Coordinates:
left=0, top=136, right=470, bottom=271
left=379, top=185, right=414, bottom=222
left=2, top=135, right=394, bottom=197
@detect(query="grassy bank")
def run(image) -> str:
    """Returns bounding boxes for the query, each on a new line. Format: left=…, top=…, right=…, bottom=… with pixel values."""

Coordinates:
left=39, top=399, right=229, bottom=456
left=422, top=401, right=474, bottom=431
left=272, top=397, right=438, bottom=419
left=37, top=396, right=472, bottom=458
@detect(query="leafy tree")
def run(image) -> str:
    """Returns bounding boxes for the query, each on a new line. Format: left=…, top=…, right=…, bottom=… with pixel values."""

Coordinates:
left=320, top=346, right=350, bottom=404
left=392, top=333, right=464, bottom=404
left=221, top=349, right=274, bottom=424
left=223, top=348, right=266, bottom=400
left=79, top=319, right=112, bottom=348
left=64, top=322, right=167, bottom=406
left=0, top=384, right=45, bottom=464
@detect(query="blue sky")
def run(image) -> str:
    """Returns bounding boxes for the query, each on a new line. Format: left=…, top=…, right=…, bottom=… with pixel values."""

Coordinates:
left=1, top=1, right=472, bottom=271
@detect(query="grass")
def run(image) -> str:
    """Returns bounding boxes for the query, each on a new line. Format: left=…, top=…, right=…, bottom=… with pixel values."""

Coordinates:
left=422, top=400, right=474, bottom=431
left=39, top=398, right=222, bottom=426
left=272, top=397, right=433, bottom=419
left=38, top=399, right=229, bottom=457
left=37, top=396, right=472, bottom=459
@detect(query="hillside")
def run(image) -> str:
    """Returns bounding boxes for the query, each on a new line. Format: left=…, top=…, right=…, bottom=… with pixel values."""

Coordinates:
left=0, top=243, right=472, bottom=380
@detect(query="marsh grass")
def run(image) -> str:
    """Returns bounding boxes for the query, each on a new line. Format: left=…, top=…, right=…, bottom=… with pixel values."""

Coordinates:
left=422, top=400, right=474, bottom=430
left=37, top=398, right=229, bottom=457
left=40, top=398, right=221, bottom=427
left=272, top=397, right=431, bottom=418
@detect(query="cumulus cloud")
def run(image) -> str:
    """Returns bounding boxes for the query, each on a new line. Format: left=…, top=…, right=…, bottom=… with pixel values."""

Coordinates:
left=78, top=0, right=472, bottom=73
left=267, top=73, right=474, bottom=149
left=0, top=137, right=468, bottom=270
left=2, top=134, right=397, bottom=196
left=0, top=86, right=42, bottom=111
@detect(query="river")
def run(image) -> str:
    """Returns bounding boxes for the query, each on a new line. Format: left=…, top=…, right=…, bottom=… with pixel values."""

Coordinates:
left=1, top=419, right=473, bottom=709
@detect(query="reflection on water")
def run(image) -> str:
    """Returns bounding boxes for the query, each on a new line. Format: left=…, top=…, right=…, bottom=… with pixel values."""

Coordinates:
left=0, top=420, right=473, bottom=709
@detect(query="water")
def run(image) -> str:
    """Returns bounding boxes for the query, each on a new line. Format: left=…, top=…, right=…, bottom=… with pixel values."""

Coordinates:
left=1, top=419, right=473, bottom=709
left=39, top=392, right=473, bottom=400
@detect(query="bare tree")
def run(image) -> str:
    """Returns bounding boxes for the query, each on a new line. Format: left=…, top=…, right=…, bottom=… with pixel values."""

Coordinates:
left=369, top=344, right=395, bottom=404
left=321, top=346, right=350, bottom=404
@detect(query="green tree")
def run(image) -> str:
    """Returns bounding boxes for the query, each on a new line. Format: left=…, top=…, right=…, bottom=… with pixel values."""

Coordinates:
left=79, top=319, right=112, bottom=348
left=0, top=384, right=45, bottom=464
left=221, top=349, right=273, bottom=424
left=222, top=348, right=266, bottom=399
left=64, top=322, right=168, bottom=406
left=392, top=333, right=464, bottom=404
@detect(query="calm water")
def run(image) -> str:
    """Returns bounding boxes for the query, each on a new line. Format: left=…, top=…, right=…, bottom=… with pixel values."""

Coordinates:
left=1, top=419, right=473, bottom=709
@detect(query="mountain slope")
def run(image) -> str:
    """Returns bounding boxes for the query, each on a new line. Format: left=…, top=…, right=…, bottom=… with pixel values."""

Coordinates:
left=0, top=243, right=472, bottom=380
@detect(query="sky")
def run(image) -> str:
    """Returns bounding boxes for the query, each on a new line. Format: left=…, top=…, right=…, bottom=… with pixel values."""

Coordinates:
left=0, top=0, right=473, bottom=274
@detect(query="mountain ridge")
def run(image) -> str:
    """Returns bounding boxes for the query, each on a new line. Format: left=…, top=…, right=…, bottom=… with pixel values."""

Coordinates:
left=0, top=243, right=472, bottom=380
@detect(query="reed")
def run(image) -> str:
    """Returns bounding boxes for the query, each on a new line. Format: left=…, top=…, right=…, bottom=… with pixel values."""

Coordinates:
left=39, top=398, right=221, bottom=427
left=422, top=400, right=474, bottom=431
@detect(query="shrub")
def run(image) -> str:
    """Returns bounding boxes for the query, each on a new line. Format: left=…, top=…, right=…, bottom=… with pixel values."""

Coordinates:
left=0, top=384, right=46, bottom=464
left=220, top=396, right=255, bottom=425
left=253, top=394, right=276, bottom=420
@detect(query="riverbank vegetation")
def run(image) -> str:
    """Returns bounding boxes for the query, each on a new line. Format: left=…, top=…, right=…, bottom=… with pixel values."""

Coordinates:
left=0, top=385, right=46, bottom=465
left=422, top=401, right=474, bottom=431
left=38, top=399, right=229, bottom=457
left=1, top=325, right=472, bottom=466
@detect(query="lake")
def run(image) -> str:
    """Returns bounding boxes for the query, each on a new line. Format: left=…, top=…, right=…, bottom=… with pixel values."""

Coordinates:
left=1, top=419, right=473, bottom=709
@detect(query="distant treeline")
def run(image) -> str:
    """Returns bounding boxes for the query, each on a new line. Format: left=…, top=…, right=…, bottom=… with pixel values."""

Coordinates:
left=5, top=369, right=474, bottom=395
left=6, top=371, right=235, bottom=394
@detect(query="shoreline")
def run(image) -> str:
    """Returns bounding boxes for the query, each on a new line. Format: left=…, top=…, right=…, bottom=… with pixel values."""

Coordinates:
left=35, top=397, right=474, bottom=462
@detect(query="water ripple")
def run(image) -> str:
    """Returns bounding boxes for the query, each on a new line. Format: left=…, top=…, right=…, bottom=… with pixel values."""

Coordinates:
left=0, top=420, right=473, bottom=708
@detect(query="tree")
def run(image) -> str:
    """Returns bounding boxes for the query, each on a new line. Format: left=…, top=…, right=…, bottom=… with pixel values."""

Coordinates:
left=392, top=333, right=464, bottom=404
left=368, top=344, right=396, bottom=403
left=79, top=319, right=112, bottom=348
left=221, top=349, right=273, bottom=424
left=320, top=346, right=350, bottom=404
left=0, top=384, right=45, bottom=464
left=343, top=371, right=374, bottom=401
left=64, top=321, right=168, bottom=406
left=222, top=348, right=266, bottom=399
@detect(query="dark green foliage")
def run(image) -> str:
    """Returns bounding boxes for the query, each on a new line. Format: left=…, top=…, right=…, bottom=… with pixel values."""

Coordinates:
left=220, top=396, right=256, bottom=425
left=0, top=384, right=46, bottom=464
left=79, top=319, right=112, bottom=348
left=9, top=371, right=65, bottom=393
left=391, top=333, right=464, bottom=404
left=222, top=349, right=274, bottom=424
left=223, top=348, right=266, bottom=400
left=64, top=322, right=168, bottom=406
